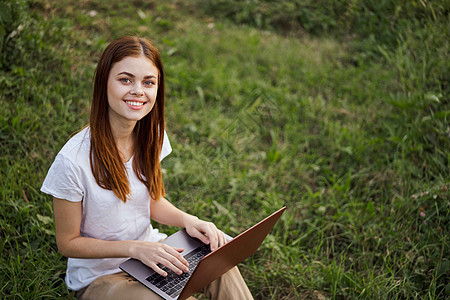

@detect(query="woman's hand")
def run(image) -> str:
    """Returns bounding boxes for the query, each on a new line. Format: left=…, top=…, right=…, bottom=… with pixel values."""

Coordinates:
left=129, top=241, right=189, bottom=277
left=184, top=216, right=227, bottom=251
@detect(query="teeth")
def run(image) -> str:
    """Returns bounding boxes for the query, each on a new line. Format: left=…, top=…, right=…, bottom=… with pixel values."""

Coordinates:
left=125, top=101, right=145, bottom=106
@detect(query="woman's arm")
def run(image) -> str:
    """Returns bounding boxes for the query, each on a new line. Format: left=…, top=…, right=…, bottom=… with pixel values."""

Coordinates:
left=53, top=197, right=189, bottom=276
left=150, top=197, right=227, bottom=251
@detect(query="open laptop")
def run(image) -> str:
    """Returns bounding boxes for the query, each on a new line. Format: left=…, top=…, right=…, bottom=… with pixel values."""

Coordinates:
left=120, top=206, right=286, bottom=300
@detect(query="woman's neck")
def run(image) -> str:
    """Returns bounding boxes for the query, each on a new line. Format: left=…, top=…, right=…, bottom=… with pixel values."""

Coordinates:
left=109, top=118, right=136, bottom=163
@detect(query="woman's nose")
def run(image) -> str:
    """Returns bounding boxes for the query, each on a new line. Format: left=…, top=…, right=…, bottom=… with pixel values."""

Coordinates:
left=130, top=84, right=144, bottom=96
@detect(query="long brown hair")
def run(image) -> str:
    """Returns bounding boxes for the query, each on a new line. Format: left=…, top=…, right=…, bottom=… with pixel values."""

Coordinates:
left=90, top=36, right=165, bottom=202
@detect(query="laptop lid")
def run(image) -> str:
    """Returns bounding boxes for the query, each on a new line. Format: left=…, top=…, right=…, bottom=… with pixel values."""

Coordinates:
left=120, top=206, right=286, bottom=300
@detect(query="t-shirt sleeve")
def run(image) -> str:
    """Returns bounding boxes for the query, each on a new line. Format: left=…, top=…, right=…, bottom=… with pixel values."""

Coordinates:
left=160, top=130, right=172, bottom=161
left=40, top=154, right=84, bottom=202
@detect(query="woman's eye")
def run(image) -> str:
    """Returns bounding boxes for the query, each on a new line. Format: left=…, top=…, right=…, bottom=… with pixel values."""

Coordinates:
left=119, top=78, right=131, bottom=84
left=143, top=81, right=156, bottom=86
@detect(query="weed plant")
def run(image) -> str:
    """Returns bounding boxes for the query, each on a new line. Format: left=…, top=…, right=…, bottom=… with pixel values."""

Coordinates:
left=0, top=0, right=448, bottom=299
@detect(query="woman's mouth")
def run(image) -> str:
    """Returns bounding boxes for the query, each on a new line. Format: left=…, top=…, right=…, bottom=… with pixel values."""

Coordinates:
left=124, top=100, right=147, bottom=109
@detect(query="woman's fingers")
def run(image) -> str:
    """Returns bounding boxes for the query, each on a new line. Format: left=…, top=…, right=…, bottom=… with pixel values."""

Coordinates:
left=156, top=245, right=189, bottom=275
left=136, top=243, right=189, bottom=277
left=165, top=246, right=188, bottom=266
left=148, top=262, right=168, bottom=277
left=186, top=220, right=229, bottom=251
left=201, top=222, right=218, bottom=250
left=159, top=256, right=189, bottom=275
left=204, top=223, right=229, bottom=250
left=188, top=228, right=210, bottom=245
left=218, top=230, right=227, bottom=247
left=209, top=227, right=219, bottom=251
left=194, top=222, right=218, bottom=250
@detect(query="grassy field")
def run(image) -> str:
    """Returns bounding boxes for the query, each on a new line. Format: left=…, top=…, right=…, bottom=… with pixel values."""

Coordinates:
left=0, top=0, right=448, bottom=299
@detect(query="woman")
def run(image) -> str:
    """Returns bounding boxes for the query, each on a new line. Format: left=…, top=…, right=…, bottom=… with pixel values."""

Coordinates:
left=41, top=36, right=252, bottom=299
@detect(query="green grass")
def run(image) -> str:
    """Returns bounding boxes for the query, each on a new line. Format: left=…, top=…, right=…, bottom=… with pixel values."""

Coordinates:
left=1, top=0, right=448, bottom=299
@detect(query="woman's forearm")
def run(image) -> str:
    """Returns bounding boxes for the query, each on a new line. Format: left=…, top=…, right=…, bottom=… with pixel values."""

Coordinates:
left=57, top=235, right=137, bottom=259
left=150, top=197, right=198, bottom=228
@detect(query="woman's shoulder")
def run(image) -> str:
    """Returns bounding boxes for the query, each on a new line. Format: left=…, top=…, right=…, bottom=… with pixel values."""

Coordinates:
left=57, top=126, right=91, bottom=163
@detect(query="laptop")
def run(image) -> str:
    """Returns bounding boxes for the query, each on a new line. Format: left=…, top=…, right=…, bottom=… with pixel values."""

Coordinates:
left=120, top=206, right=286, bottom=300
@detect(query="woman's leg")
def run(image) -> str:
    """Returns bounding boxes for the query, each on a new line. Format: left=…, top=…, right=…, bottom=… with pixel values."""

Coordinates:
left=75, top=272, right=164, bottom=300
left=202, top=266, right=253, bottom=300
left=76, top=267, right=252, bottom=300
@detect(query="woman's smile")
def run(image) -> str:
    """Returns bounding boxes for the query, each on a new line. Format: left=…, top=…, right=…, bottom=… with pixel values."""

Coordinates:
left=123, top=99, right=148, bottom=109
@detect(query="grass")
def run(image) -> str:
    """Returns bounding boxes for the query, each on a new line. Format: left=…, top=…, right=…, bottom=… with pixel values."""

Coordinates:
left=0, top=0, right=448, bottom=299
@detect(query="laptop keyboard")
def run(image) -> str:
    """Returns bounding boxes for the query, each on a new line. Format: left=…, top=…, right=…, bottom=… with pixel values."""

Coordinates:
left=145, top=244, right=212, bottom=298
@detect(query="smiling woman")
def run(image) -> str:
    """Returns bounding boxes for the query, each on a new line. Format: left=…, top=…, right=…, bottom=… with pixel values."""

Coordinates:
left=89, top=37, right=166, bottom=203
left=40, top=36, right=253, bottom=299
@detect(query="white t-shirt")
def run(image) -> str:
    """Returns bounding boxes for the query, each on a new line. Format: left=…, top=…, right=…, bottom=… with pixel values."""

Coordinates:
left=40, top=127, right=172, bottom=291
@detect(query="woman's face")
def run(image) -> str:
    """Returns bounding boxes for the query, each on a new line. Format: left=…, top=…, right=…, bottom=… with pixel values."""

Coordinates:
left=107, top=55, right=159, bottom=127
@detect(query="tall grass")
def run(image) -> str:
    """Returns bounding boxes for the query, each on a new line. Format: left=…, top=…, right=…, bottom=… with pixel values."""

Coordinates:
left=1, top=0, right=448, bottom=299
